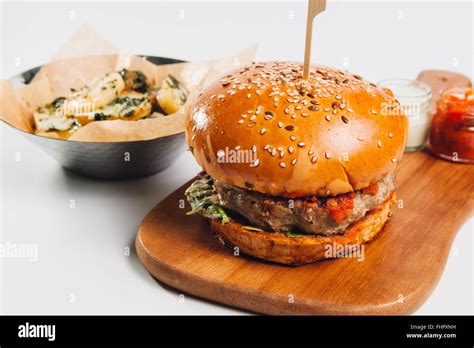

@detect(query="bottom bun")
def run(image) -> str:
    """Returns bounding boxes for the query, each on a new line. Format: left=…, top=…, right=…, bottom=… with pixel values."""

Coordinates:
left=209, top=193, right=395, bottom=265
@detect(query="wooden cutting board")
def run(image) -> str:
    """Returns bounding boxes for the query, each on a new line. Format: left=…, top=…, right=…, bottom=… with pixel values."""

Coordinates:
left=136, top=152, right=473, bottom=315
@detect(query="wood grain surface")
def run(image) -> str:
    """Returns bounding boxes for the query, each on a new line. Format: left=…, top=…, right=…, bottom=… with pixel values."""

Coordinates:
left=136, top=152, right=473, bottom=315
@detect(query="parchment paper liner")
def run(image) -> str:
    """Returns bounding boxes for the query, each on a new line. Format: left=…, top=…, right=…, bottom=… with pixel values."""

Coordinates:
left=0, top=25, right=256, bottom=142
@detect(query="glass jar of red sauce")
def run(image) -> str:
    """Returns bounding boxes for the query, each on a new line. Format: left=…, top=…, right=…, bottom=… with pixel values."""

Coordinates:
left=429, top=87, right=474, bottom=163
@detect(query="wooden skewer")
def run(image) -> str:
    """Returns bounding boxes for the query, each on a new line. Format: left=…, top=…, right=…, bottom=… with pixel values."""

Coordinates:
left=303, top=0, right=327, bottom=79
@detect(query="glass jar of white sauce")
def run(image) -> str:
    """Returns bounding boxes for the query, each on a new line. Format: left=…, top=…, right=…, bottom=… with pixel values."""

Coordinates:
left=379, top=79, right=432, bottom=152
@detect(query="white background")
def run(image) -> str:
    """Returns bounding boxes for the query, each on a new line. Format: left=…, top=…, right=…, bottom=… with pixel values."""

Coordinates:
left=0, top=0, right=472, bottom=314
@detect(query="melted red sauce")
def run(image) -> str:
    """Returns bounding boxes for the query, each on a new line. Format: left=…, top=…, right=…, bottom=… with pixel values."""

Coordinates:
left=361, top=182, right=379, bottom=195
left=325, top=192, right=356, bottom=223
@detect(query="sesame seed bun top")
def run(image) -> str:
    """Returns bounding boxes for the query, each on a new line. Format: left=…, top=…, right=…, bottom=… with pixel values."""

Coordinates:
left=185, top=61, right=408, bottom=198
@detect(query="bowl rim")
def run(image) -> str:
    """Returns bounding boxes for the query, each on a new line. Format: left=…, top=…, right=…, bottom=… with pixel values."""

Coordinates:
left=5, top=55, right=188, bottom=145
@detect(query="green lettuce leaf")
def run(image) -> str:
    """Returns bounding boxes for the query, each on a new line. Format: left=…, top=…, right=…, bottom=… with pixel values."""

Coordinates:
left=185, top=175, right=230, bottom=224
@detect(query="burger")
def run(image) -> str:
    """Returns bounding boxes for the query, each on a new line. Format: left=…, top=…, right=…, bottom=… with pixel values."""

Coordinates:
left=184, top=61, right=407, bottom=265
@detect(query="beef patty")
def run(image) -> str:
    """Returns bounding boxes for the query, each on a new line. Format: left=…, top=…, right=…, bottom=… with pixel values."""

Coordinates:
left=214, top=173, right=395, bottom=236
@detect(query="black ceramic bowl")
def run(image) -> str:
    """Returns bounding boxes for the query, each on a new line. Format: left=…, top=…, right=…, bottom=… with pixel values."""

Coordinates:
left=3, top=56, right=187, bottom=179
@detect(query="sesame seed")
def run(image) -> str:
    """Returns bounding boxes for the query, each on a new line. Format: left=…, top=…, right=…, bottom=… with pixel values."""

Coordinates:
left=325, top=152, right=331, bottom=159
left=308, top=149, right=314, bottom=155
left=260, top=128, right=266, bottom=135
left=234, top=145, right=241, bottom=150
left=370, top=109, right=377, bottom=115
left=285, top=125, right=295, bottom=131
left=341, top=115, right=349, bottom=124
left=279, top=162, right=286, bottom=168
left=238, top=120, right=244, bottom=124
left=308, top=105, right=318, bottom=111
left=391, top=158, right=396, bottom=163
left=252, top=145, right=257, bottom=153
left=377, top=140, right=382, bottom=148
left=250, top=159, right=260, bottom=167
left=388, top=133, right=393, bottom=138
left=311, top=156, right=318, bottom=163
left=247, top=93, right=252, bottom=99
left=291, top=114, right=296, bottom=119
left=278, top=121, right=283, bottom=128
left=250, top=115, right=256, bottom=121
left=271, top=149, right=277, bottom=156
left=256, top=90, right=261, bottom=96
left=325, top=115, right=331, bottom=121
left=357, top=137, right=364, bottom=141
left=297, top=142, right=305, bottom=147
left=347, top=107, right=354, bottom=113
left=291, top=159, right=297, bottom=165
left=279, top=150, right=285, bottom=158
left=288, top=146, right=294, bottom=154
left=264, top=144, right=270, bottom=150
left=290, top=135, right=297, bottom=141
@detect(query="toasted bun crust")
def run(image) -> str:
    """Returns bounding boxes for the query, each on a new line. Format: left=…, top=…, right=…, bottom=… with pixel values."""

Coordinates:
left=185, top=62, right=407, bottom=197
left=209, top=193, right=394, bottom=265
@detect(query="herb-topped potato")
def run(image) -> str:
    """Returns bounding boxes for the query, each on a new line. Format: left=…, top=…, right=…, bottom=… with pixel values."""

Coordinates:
left=33, top=70, right=189, bottom=139
left=120, top=70, right=148, bottom=94
left=155, top=75, right=189, bottom=115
